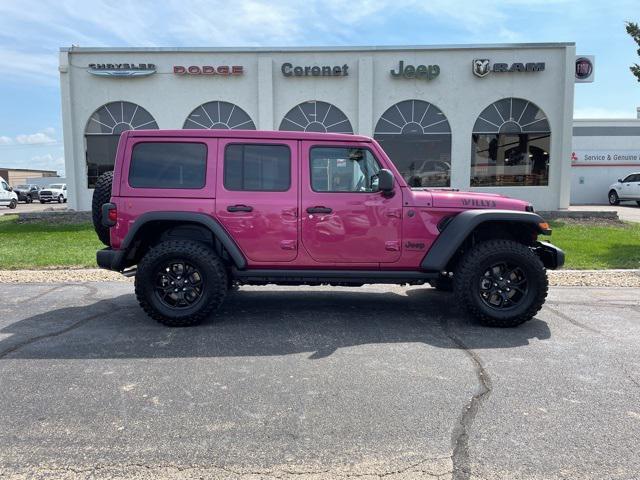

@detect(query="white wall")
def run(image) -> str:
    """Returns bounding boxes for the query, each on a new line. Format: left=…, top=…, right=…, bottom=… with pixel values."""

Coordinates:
left=571, top=119, right=640, bottom=204
left=60, top=44, right=575, bottom=211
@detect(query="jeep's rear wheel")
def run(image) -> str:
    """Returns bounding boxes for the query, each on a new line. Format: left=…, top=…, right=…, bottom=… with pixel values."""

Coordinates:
left=92, top=171, right=114, bottom=246
left=135, top=240, right=227, bottom=327
left=453, top=240, right=547, bottom=327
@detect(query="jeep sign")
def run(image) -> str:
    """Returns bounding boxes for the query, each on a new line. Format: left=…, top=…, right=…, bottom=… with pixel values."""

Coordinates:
left=391, top=60, right=440, bottom=80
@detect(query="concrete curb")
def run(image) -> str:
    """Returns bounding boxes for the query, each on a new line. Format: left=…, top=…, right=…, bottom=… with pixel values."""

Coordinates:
left=539, top=210, right=619, bottom=220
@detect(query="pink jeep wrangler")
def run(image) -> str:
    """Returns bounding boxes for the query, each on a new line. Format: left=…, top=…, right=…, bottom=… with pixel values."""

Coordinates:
left=93, top=130, right=563, bottom=328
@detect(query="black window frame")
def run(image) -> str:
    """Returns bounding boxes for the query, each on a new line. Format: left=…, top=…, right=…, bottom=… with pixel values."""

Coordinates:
left=128, top=141, right=208, bottom=190
left=309, top=145, right=383, bottom=194
left=223, top=143, right=292, bottom=192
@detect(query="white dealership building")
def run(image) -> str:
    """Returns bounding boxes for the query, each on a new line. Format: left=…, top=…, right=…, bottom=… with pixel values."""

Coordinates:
left=59, top=43, right=580, bottom=211
left=570, top=114, right=640, bottom=204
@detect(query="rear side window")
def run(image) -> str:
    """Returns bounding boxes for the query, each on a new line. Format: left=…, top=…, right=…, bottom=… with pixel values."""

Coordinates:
left=129, top=142, right=207, bottom=189
left=224, top=144, right=290, bottom=191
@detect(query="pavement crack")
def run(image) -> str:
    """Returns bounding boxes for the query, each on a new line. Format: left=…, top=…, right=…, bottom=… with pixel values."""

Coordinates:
left=545, top=305, right=609, bottom=337
left=0, top=283, right=119, bottom=359
left=439, top=316, right=492, bottom=480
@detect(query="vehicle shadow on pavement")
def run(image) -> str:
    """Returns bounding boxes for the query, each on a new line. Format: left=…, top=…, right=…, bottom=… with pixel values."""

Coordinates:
left=0, top=288, right=551, bottom=360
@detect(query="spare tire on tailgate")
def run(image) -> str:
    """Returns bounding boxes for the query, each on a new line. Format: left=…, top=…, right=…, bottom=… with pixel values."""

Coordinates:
left=92, top=171, right=114, bottom=246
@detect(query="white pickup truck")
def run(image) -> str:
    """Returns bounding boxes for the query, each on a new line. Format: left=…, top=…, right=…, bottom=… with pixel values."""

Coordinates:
left=39, top=183, right=67, bottom=203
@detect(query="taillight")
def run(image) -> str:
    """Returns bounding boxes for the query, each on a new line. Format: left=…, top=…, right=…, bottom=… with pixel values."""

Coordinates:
left=102, top=203, right=117, bottom=227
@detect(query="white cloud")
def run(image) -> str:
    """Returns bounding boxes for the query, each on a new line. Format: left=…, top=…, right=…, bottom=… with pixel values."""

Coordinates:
left=15, top=132, right=56, bottom=145
left=28, top=154, right=65, bottom=173
left=574, top=107, right=637, bottom=119
left=0, top=136, right=12, bottom=145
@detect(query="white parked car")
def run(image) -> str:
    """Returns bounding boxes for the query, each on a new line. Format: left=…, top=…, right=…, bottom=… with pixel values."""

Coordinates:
left=608, top=173, right=640, bottom=206
left=39, top=183, right=67, bottom=204
left=0, top=176, right=18, bottom=209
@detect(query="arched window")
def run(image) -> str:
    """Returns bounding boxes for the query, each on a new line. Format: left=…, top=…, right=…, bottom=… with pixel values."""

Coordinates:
left=279, top=101, right=353, bottom=134
left=85, top=101, right=158, bottom=188
left=183, top=101, right=256, bottom=130
left=374, top=100, right=451, bottom=187
left=471, top=98, right=550, bottom=187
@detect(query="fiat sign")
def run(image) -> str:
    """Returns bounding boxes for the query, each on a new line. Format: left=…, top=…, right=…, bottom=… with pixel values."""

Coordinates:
left=575, top=56, right=595, bottom=83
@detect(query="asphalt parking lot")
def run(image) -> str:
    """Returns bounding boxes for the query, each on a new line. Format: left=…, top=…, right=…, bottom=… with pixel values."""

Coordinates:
left=1, top=283, right=639, bottom=479
left=0, top=202, right=66, bottom=215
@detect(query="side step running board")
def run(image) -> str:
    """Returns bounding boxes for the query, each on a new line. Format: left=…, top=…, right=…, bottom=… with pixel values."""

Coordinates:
left=231, top=268, right=438, bottom=285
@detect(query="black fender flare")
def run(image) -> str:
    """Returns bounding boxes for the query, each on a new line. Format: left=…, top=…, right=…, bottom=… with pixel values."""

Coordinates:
left=421, top=209, right=547, bottom=271
left=121, top=211, right=247, bottom=269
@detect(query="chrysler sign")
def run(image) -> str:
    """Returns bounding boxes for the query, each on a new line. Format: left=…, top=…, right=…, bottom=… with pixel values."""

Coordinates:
left=88, top=63, right=156, bottom=77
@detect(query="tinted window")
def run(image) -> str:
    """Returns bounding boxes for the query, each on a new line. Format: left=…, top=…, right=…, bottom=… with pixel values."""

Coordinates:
left=471, top=133, right=550, bottom=187
left=624, top=174, right=639, bottom=182
left=374, top=100, right=452, bottom=188
left=224, top=144, right=290, bottom=191
left=129, top=142, right=207, bottom=189
left=310, top=147, right=381, bottom=192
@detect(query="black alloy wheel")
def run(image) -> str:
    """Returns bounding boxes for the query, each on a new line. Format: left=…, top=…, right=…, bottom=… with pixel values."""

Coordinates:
left=453, top=239, right=548, bottom=327
left=155, top=260, right=205, bottom=309
left=478, top=262, right=528, bottom=310
left=135, top=239, right=227, bottom=327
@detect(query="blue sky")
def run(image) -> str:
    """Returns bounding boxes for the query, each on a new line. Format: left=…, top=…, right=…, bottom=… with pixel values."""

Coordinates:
left=0, top=0, right=639, bottom=176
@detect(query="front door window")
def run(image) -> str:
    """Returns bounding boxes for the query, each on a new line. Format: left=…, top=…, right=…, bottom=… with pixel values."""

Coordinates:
left=301, top=143, right=402, bottom=264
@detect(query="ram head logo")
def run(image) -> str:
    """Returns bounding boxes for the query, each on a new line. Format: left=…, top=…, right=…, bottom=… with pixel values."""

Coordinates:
left=473, top=59, right=491, bottom=77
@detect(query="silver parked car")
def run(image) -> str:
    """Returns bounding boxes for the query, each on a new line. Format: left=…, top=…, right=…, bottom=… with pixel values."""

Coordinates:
left=608, top=173, right=640, bottom=206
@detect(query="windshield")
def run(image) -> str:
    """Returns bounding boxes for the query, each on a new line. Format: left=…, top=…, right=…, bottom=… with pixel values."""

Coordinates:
left=48, top=184, right=64, bottom=189
left=16, top=185, right=29, bottom=190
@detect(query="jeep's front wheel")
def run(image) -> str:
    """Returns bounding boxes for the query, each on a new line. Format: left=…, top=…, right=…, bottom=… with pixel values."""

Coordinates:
left=453, top=240, right=548, bottom=327
left=135, top=240, right=227, bottom=327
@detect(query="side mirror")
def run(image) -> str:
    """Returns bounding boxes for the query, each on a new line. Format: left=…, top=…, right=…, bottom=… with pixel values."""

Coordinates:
left=618, top=179, right=623, bottom=183
left=8, top=186, right=12, bottom=192
left=377, top=169, right=395, bottom=197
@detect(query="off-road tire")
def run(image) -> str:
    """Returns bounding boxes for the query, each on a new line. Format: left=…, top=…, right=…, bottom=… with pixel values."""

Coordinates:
left=453, top=239, right=548, bottom=327
left=92, top=171, right=114, bottom=246
left=135, top=240, right=227, bottom=327
left=9, top=199, right=17, bottom=209
left=636, top=201, right=640, bottom=207
left=26, top=195, right=32, bottom=203
left=40, top=200, right=45, bottom=204
left=609, top=190, right=620, bottom=205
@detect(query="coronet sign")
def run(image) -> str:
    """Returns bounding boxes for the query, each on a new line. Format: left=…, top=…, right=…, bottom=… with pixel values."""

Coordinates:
left=281, top=63, right=349, bottom=77
left=472, top=59, right=545, bottom=77
left=87, top=63, right=156, bottom=77
left=390, top=60, right=440, bottom=80
left=571, top=149, right=640, bottom=165
left=173, top=65, right=243, bottom=75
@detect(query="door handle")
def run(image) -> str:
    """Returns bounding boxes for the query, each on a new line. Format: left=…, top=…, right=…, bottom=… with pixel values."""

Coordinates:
left=306, top=206, right=332, bottom=214
left=227, top=204, right=253, bottom=212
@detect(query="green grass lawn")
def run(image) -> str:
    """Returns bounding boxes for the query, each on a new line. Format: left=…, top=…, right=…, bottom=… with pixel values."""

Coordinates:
left=0, top=214, right=639, bottom=270
left=0, top=215, right=103, bottom=269
left=549, top=220, right=640, bottom=269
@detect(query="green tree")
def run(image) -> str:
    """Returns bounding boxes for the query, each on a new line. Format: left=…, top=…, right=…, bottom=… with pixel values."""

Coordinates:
left=626, top=21, right=640, bottom=82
